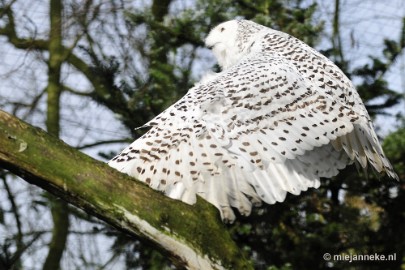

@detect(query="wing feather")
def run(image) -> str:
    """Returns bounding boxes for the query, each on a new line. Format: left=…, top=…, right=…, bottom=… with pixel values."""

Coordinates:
left=109, top=51, right=397, bottom=222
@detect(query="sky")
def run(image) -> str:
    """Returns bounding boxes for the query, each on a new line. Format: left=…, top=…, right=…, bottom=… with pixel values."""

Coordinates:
left=0, top=0, right=404, bottom=268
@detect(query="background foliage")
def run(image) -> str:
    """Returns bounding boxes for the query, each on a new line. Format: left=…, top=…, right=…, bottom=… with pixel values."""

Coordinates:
left=0, top=0, right=404, bottom=269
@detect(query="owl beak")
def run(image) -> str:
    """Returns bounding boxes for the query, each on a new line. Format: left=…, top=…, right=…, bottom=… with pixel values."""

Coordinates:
left=206, top=42, right=219, bottom=50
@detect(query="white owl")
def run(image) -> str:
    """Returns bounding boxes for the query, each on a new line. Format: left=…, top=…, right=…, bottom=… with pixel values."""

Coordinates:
left=109, top=19, right=398, bottom=222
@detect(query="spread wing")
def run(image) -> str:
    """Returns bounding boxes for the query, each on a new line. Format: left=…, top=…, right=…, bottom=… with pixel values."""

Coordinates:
left=109, top=52, right=396, bottom=222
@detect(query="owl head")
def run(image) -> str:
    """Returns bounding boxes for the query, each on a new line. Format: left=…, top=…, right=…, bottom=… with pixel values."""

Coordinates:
left=205, top=19, right=267, bottom=69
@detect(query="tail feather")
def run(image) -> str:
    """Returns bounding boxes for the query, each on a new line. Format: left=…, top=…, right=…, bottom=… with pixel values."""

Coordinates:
left=337, top=124, right=398, bottom=180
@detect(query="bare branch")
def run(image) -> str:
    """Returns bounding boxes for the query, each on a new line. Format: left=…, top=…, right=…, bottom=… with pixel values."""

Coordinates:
left=76, top=139, right=132, bottom=150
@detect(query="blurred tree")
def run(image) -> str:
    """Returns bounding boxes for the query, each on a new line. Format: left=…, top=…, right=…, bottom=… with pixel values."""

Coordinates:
left=0, top=0, right=403, bottom=269
left=42, top=1, right=70, bottom=269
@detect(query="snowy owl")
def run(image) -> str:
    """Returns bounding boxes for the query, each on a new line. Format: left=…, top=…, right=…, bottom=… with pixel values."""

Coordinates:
left=109, top=19, right=398, bottom=222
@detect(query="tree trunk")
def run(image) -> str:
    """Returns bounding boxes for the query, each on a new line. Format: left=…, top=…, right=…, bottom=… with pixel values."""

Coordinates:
left=42, top=1, right=70, bottom=269
left=0, top=110, right=253, bottom=270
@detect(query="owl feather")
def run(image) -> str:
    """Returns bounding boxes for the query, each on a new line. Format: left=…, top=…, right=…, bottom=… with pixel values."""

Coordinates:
left=109, top=20, right=398, bottom=222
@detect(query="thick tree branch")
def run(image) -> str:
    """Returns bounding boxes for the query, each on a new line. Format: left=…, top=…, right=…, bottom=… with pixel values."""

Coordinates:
left=0, top=110, right=252, bottom=270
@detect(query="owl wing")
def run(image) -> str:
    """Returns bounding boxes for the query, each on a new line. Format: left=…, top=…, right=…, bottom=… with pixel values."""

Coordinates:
left=259, top=30, right=397, bottom=177
left=109, top=52, right=396, bottom=222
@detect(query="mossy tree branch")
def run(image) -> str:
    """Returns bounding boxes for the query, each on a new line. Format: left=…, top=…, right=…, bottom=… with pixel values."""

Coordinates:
left=0, top=110, right=253, bottom=270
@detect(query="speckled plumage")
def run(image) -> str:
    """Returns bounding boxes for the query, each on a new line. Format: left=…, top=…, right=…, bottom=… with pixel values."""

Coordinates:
left=109, top=20, right=398, bottom=222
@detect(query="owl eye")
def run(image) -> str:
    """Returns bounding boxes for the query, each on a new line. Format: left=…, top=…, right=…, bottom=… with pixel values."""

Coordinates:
left=220, top=27, right=225, bottom=32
